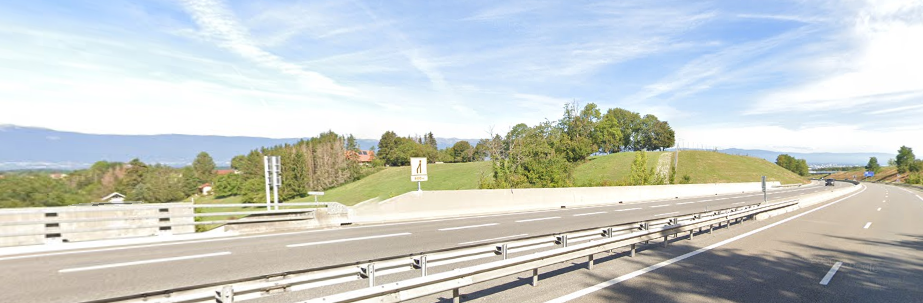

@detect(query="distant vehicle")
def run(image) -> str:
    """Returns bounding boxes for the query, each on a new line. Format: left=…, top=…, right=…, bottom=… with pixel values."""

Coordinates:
left=825, top=179, right=835, bottom=186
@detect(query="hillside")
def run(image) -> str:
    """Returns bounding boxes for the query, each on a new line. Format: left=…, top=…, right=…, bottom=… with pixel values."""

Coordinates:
left=292, top=150, right=806, bottom=206
left=826, top=167, right=899, bottom=182
left=573, top=152, right=666, bottom=186
left=292, top=161, right=491, bottom=205
left=677, top=150, right=807, bottom=185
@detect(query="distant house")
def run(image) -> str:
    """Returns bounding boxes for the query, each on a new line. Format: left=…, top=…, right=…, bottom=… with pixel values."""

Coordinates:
left=198, top=183, right=213, bottom=196
left=346, top=150, right=376, bottom=163
left=49, top=173, right=68, bottom=179
left=215, top=169, right=238, bottom=176
left=101, top=192, right=126, bottom=203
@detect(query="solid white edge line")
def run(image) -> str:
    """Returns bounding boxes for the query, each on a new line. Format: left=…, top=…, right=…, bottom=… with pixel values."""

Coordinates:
left=286, top=233, right=412, bottom=248
left=653, top=212, right=679, bottom=217
left=438, top=223, right=499, bottom=231
left=544, top=185, right=867, bottom=303
left=459, top=234, right=529, bottom=245
left=675, top=202, right=696, bottom=205
left=863, top=222, right=872, bottom=229
left=515, top=217, right=561, bottom=223
left=59, top=251, right=231, bottom=273
left=819, top=262, right=844, bottom=285
left=573, top=212, right=607, bottom=217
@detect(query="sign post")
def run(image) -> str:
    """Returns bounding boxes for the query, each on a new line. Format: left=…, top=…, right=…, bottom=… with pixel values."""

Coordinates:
left=761, top=176, right=767, bottom=205
left=263, top=155, right=282, bottom=211
left=410, top=157, right=428, bottom=191
left=308, top=191, right=325, bottom=202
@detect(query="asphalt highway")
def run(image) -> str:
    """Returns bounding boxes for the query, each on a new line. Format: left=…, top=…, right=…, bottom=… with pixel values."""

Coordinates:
left=402, top=182, right=923, bottom=303
left=0, top=183, right=840, bottom=303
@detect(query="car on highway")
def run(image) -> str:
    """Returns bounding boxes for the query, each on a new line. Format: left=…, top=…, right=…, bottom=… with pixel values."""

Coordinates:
left=825, top=179, right=835, bottom=186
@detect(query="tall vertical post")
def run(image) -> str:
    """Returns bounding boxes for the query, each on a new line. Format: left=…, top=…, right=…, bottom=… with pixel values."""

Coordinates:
left=263, top=156, right=271, bottom=211
left=272, top=156, right=281, bottom=211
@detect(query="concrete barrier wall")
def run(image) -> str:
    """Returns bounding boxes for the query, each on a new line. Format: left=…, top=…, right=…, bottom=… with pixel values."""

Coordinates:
left=0, top=203, right=195, bottom=247
left=754, top=183, right=862, bottom=221
left=352, top=182, right=781, bottom=223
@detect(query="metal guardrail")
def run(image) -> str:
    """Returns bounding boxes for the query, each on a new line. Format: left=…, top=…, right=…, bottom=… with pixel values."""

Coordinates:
left=86, top=199, right=798, bottom=303
left=0, top=202, right=348, bottom=240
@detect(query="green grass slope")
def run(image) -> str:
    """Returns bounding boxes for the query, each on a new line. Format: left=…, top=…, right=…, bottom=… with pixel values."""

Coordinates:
left=292, top=161, right=491, bottom=205
left=676, top=150, right=807, bottom=184
left=573, top=152, right=665, bottom=186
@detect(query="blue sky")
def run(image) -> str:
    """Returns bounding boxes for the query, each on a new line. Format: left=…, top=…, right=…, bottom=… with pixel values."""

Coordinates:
left=1, top=0, right=921, bottom=153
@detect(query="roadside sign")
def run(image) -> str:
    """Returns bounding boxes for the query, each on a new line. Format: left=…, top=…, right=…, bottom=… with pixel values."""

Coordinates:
left=411, top=157, right=428, bottom=182
left=307, top=191, right=325, bottom=196
left=864, top=171, right=874, bottom=177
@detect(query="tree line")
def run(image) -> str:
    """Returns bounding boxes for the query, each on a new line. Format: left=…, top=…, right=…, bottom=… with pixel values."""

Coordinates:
left=477, top=102, right=676, bottom=188
left=0, top=152, right=219, bottom=208
left=775, top=154, right=809, bottom=176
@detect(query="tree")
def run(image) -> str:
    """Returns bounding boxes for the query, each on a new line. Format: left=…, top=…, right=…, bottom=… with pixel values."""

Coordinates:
left=376, top=131, right=399, bottom=165
left=424, top=132, right=438, bottom=150
left=130, top=165, right=185, bottom=203
left=192, top=152, right=217, bottom=184
left=345, top=134, right=359, bottom=152
left=557, top=102, right=599, bottom=162
left=451, top=140, right=473, bottom=163
left=865, top=157, right=881, bottom=174
left=608, top=108, right=641, bottom=152
left=213, top=173, right=241, bottom=197
left=776, top=154, right=809, bottom=176
left=593, top=109, right=623, bottom=154
left=117, top=158, right=148, bottom=194
left=896, top=146, right=915, bottom=174
left=652, top=121, right=675, bottom=151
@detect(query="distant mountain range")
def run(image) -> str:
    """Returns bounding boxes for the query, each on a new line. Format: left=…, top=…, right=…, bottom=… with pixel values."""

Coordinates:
left=0, top=125, right=893, bottom=170
left=716, top=148, right=895, bottom=167
left=0, top=125, right=478, bottom=170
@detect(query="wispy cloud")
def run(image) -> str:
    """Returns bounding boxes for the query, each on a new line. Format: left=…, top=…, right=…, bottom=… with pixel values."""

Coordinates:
left=745, top=0, right=923, bottom=115
left=179, top=0, right=354, bottom=96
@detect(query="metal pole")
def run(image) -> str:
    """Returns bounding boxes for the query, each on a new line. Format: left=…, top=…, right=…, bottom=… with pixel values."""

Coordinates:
left=418, top=181, right=421, bottom=192
left=272, top=156, right=280, bottom=211
left=263, top=156, right=271, bottom=211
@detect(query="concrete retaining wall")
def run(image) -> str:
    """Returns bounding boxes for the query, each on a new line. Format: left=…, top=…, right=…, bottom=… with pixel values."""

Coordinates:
left=0, top=203, right=195, bottom=247
left=352, top=182, right=781, bottom=223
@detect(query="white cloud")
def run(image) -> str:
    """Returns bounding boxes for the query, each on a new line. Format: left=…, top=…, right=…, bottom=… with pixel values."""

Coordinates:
left=179, top=0, right=354, bottom=96
left=746, top=0, right=923, bottom=115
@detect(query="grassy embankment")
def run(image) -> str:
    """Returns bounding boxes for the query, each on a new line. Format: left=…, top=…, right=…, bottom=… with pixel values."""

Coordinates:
left=208, top=150, right=807, bottom=208
left=675, top=150, right=807, bottom=185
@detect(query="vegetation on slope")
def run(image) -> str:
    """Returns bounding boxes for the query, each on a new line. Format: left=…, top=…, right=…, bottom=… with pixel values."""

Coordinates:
left=676, top=151, right=807, bottom=185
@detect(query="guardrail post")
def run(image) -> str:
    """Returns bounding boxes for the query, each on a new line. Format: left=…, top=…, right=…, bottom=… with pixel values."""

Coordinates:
left=709, top=224, right=713, bottom=234
left=359, top=263, right=375, bottom=287
left=689, top=230, right=694, bottom=240
left=663, top=236, right=669, bottom=247
left=555, top=235, right=569, bottom=247
left=587, top=254, right=595, bottom=270
left=496, top=244, right=509, bottom=260
left=452, top=288, right=461, bottom=303
left=412, top=255, right=428, bottom=277
left=602, top=227, right=614, bottom=253
left=630, top=243, right=636, bottom=257
left=531, top=268, right=539, bottom=286
left=215, top=285, right=234, bottom=303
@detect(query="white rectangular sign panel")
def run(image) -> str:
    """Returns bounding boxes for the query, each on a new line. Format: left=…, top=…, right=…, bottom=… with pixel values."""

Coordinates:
left=410, top=157, right=428, bottom=182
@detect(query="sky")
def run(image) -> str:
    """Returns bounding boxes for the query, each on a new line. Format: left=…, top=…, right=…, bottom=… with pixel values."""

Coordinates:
left=0, top=0, right=921, bottom=154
